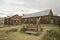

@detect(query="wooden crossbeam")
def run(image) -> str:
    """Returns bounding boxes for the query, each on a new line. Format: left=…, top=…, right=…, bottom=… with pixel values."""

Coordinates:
left=23, top=19, right=27, bottom=24
left=36, top=17, right=41, bottom=25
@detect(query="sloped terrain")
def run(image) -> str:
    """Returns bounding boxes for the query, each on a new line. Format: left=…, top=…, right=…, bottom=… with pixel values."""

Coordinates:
left=43, top=28, right=60, bottom=40
left=0, top=24, right=58, bottom=40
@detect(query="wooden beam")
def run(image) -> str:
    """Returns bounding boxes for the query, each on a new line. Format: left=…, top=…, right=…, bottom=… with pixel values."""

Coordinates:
left=36, top=17, right=41, bottom=31
left=23, top=19, right=27, bottom=24
left=36, top=17, right=41, bottom=25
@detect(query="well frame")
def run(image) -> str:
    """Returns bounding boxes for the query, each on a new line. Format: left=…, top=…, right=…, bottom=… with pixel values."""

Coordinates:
left=22, top=17, right=41, bottom=34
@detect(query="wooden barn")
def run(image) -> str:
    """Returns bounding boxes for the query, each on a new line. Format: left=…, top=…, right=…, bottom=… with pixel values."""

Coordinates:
left=4, top=9, right=60, bottom=26
left=22, top=9, right=55, bottom=33
left=4, top=14, right=22, bottom=25
left=22, top=10, right=54, bottom=24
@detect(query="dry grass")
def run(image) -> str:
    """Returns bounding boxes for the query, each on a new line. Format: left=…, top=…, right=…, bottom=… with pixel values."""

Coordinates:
left=43, top=28, right=60, bottom=40
left=0, top=24, right=58, bottom=40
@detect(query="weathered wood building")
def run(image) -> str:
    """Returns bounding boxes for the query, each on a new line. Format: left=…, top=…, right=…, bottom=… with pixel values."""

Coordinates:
left=22, top=10, right=54, bottom=24
left=4, top=9, right=60, bottom=25
left=4, top=14, right=22, bottom=25
left=22, top=10, right=55, bottom=33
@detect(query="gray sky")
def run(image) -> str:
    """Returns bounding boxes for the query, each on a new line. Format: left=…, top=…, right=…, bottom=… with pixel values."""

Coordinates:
left=0, top=0, right=60, bottom=17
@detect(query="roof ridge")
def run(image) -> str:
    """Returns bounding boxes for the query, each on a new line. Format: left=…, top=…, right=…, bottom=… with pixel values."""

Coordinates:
left=24, top=9, right=52, bottom=15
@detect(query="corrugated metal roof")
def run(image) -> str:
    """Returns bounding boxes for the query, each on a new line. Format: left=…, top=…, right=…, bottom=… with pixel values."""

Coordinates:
left=22, top=10, right=52, bottom=18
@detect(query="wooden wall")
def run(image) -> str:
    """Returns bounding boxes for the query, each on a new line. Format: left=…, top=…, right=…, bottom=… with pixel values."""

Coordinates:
left=4, top=15, right=22, bottom=25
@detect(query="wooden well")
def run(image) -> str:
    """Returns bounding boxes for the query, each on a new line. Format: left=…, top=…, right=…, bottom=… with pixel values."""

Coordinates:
left=22, top=17, right=41, bottom=34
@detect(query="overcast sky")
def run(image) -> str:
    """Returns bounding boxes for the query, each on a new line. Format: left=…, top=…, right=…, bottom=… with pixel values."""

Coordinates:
left=0, top=0, right=60, bottom=17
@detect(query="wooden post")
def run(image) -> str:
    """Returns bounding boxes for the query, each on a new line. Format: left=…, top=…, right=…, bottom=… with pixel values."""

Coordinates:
left=36, top=17, right=41, bottom=31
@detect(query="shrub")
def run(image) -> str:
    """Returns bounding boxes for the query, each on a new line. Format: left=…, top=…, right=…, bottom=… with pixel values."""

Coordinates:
left=33, top=32, right=40, bottom=36
left=5, top=28, right=17, bottom=34
left=40, top=27, right=43, bottom=32
left=43, top=29, right=60, bottom=40
left=20, top=27, right=26, bottom=33
left=10, top=28, right=17, bottom=32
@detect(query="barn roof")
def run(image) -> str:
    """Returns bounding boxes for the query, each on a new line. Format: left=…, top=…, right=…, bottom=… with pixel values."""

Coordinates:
left=6, top=14, right=22, bottom=18
left=22, top=9, right=53, bottom=18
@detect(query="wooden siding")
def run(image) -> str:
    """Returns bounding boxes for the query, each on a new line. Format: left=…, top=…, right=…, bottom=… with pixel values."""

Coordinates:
left=4, top=14, right=22, bottom=25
